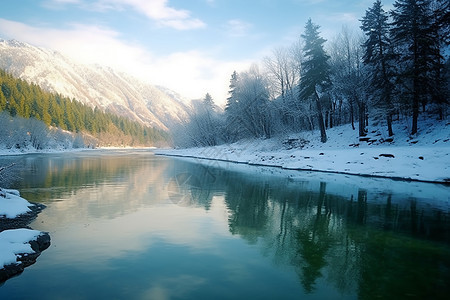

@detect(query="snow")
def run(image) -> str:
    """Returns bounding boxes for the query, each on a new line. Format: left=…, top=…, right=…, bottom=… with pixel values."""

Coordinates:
left=0, top=38, right=190, bottom=130
left=156, top=118, right=450, bottom=183
left=0, top=189, right=46, bottom=271
left=0, top=189, right=33, bottom=218
left=0, top=229, right=43, bottom=268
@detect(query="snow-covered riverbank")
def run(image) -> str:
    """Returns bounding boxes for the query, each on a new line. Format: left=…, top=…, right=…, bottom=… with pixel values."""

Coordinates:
left=156, top=119, right=450, bottom=184
left=0, top=188, right=50, bottom=282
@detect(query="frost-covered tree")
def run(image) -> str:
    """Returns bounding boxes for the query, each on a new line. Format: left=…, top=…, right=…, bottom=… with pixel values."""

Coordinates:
left=330, top=27, right=369, bottom=137
left=196, top=93, right=222, bottom=146
left=27, top=118, right=50, bottom=150
left=0, top=112, right=28, bottom=149
left=390, top=0, right=437, bottom=135
left=173, top=93, right=224, bottom=147
left=225, top=65, right=273, bottom=140
left=263, top=47, right=299, bottom=102
left=224, top=71, right=242, bottom=141
left=360, top=0, right=395, bottom=136
left=263, top=45, right=305, bottom=132
left=299, top=19, right=331, bottom=143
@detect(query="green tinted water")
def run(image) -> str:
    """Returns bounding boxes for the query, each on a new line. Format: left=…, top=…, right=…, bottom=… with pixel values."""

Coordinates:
left=0, top=150, right=449, bottom=299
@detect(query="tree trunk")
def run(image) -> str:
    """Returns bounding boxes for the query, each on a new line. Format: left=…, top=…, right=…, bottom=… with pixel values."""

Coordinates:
left=329, top=110, right=333, bottom=129
left=349, top=100, right=355, bottom=130
left=412, top=85, right=419, bottom=135
left=314, top=89, right=327, bottom=143
left=411, top=38, right=419, bottom=135
left=387, top=114, right=394, bottom=137
left=358, top=100, right=366, bottom=137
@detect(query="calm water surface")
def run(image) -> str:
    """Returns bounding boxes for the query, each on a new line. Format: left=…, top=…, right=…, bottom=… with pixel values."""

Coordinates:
left=0, top=150, right=449, bottom=300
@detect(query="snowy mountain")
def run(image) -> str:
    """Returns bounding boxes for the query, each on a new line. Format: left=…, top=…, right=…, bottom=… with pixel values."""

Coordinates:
left=0, top=39, right=190, bottom=130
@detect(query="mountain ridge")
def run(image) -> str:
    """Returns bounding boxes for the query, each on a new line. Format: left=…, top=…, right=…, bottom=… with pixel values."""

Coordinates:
left=0, top=38, right=190, bottom=131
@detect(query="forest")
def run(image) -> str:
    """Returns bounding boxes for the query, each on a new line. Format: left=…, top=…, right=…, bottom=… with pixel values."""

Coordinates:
left=175, top=0, right=449, bottom=148
left=0, top=69, right=170, bottom=150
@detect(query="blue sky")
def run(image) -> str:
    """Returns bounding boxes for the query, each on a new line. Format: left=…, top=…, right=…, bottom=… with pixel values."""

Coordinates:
left=0, top=0, right=394, bottom=105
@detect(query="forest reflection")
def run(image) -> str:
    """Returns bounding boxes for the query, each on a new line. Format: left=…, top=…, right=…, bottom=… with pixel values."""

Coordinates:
left=175, top=161, right=450, bottom=299
left=2, top=151, right=449, bottom=299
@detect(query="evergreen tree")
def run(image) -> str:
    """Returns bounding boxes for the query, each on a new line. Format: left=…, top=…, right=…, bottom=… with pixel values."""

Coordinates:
left=0, top=90, right=6, bottom=111
left=429, top=0, right=449, bottom=119
left=224, top=71, right=241, bottom=141
left=390, top=0, right=437, bottom=135
left=361, top=0, right=395, bottom=136
left=203, top=93, right=214, bottom=108
left=225, top=71, right=239, bottom=113
left=0, top=68, right=169, bottom=146
left=299, top=18, right=331, bottom=143
left=203, top=93, right=216, bottom=141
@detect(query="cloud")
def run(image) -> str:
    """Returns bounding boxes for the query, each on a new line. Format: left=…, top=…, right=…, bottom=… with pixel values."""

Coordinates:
left=105, top=0, right=206, bottom=30
left=0, top=18, right=149, bottom=66
left=43, top=0, right=206, bottom=30
left=159, top=18, right=205, bottom=31
left=41, top=0, right=83, bottom=10
left=225, top=19, right=252, bottom=37
left=0, top=18, right=249, bottom=105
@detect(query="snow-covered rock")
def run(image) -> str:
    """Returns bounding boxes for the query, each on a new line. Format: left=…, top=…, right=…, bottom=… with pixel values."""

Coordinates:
left=0, top=187, right=50, bottom=282
left=0, top=188, right=33, bottom=219
left=0, top=229, right=50, bottom=282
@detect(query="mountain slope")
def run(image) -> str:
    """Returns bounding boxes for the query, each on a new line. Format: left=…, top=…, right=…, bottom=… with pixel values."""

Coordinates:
left=0, top=39, right=190, bottom=130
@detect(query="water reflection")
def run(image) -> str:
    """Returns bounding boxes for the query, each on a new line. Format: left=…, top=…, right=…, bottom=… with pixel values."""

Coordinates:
left=0, top=151, right=448, bottom=299
left=165, top=158, right=450, bottom=299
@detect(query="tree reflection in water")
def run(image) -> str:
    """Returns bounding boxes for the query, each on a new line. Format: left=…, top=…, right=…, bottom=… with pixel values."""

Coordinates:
left=177, top=162, right=450, bottom=299
left=5, top=153, right=448, bottom=299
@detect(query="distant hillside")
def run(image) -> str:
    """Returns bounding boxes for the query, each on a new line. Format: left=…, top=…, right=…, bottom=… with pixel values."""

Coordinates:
left=0, top=69, right=170, bottom=148
left=0, top=39, right=190, bottom=130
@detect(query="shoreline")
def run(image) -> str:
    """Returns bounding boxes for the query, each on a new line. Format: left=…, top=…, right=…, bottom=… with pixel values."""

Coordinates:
left=155, top=142, right=450, bottom=185
left=0, top=189, right=50, bottom=283
left=2, top=144, right=448, bottom=184
left=155, top=152, right=450, bottom=185
left=0, top=146, right=157, bottom=157
left=156, top=118, right=449, bottom=184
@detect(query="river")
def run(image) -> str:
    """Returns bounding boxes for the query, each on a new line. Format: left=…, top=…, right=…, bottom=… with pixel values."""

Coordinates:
left=0, top=149, right=449, bottom=299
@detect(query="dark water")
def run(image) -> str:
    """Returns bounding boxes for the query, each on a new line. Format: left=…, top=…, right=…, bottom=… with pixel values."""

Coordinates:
left=0, top=150, right=449, bottom=300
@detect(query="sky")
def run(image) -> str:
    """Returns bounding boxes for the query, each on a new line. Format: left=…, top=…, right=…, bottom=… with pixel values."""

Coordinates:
left=0, top=0, right=394, bottom=106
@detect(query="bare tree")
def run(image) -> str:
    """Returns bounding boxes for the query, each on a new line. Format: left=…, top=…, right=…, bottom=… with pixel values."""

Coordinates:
left=329, top=26, right=369, bottom=137
left=263, top=47, right=299, bottom=102
left=263, top=44, right=306, bottom=132
left=225, top=64, right=273, bottom=139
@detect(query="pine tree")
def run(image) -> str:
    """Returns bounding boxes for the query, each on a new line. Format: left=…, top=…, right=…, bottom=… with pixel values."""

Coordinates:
left=203, top=93, right=215, bottom=135
left=203, top=93, right=214, bottom=108
left=429, top=0, right=449, bottom=119
left=225, top=71, right=239, bottom=113
left=0, top=68, right=170, bottom=146
left=300, top=18, right=331, bottom=143
left=390, top=0, right=437, bottom=135
left=224, top=71, right=241, bottom=141
left=361, top=0, right=395, bottom=136
left=0, top=90, right=6, bottom=111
